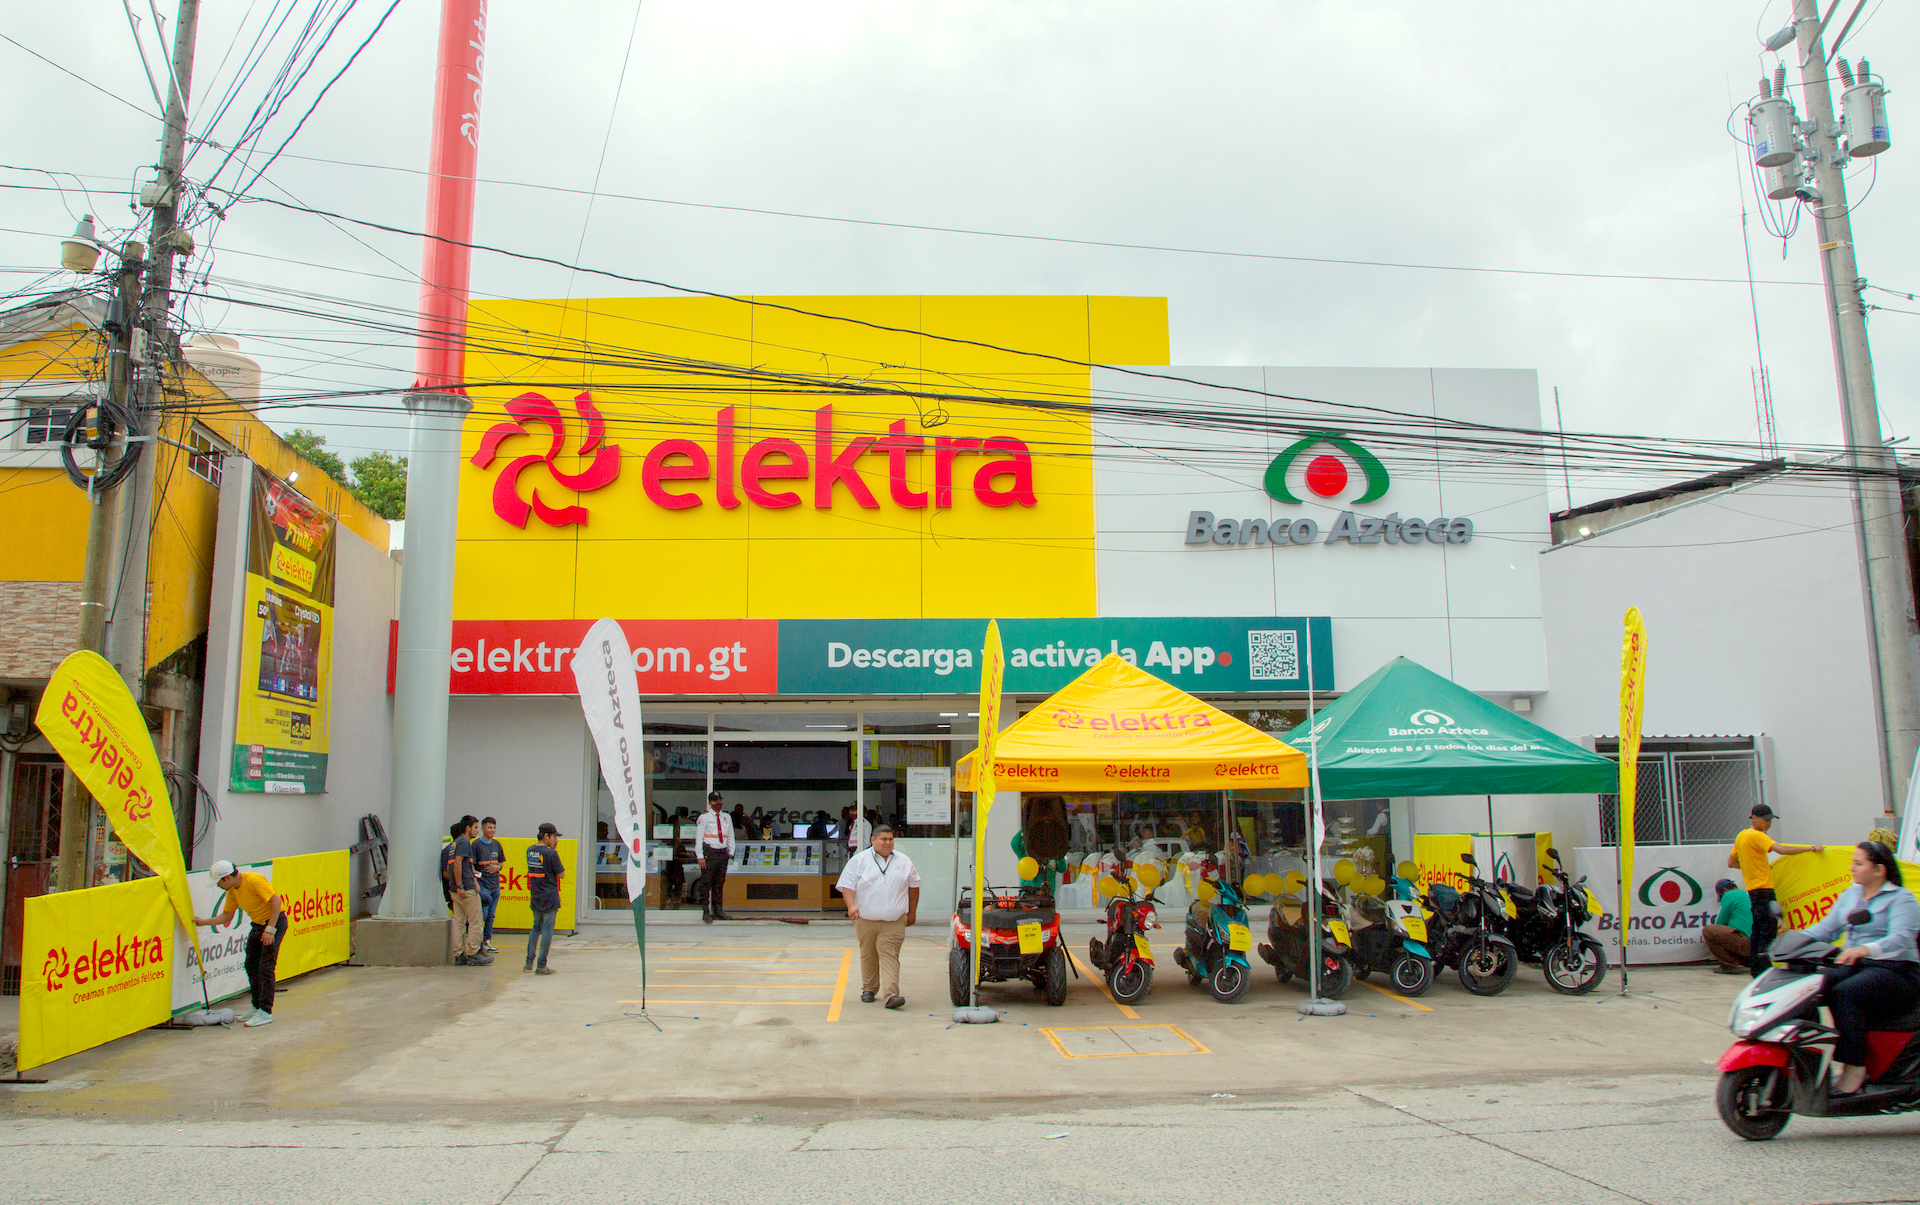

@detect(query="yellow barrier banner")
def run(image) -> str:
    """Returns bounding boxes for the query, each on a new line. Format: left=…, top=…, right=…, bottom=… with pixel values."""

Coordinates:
left=1774, top=848, right=1920, bottom=933
left=268, top=850, right=351, bottom=980
left=18, top=877, right=173, bottom=1071
left=1413, top=834, right=1472, bottom=894
left=492, top=837, right=578, bottom=930
left=35, top=651, right=199, bottom=963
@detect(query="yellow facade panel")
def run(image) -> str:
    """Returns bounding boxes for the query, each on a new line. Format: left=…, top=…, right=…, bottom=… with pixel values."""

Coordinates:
left=574, top=537, right=748, bottom=620
left=0, top=471, right=88, bottom=581
left=453, top=539, right=577, bottom=620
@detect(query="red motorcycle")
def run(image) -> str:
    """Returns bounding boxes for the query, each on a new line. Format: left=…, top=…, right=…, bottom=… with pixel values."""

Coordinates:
left=1087, top=860, right=1162, bottom=1005
left=950, top=885, right=1069, bottom=1007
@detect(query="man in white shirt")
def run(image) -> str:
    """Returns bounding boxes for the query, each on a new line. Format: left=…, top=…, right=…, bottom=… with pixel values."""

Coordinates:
left=836, top=824, right=921, bottom=1009
left=695, top=790, right=737, bottom=922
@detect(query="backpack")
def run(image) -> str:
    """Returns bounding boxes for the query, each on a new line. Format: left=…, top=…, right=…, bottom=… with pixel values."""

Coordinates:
left=439, top=843, right=456, bottom=905
left=1021, top=795, right=1071, bottom=862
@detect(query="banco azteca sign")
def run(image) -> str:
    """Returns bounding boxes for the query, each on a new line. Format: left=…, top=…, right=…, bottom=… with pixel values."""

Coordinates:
left=1185, top=430, right=1474, bottom=549
left=471, top=392, right=1039, bottom=528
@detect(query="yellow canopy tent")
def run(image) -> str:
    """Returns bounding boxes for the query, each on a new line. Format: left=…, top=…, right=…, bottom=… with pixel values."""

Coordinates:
left=955, top=654, right=1307, bottom=792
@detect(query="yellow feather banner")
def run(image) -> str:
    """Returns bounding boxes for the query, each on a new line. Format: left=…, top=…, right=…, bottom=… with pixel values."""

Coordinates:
left=1617, top=607, right=1648, bottom=983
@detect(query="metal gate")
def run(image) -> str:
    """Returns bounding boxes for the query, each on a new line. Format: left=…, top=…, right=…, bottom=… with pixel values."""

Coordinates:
left=1599, top=745, right=1760, bottom=847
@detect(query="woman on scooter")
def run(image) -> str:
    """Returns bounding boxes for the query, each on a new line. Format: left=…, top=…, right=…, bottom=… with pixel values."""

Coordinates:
left=1801, top=841, right=1920, bottom=1095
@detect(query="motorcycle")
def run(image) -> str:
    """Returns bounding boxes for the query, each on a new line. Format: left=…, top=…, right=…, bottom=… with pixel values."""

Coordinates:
left=1172, top=867, right=1253, bottom=1002
left=1253, top=870, right=1357, bottom=999
left=1086, top=858, right=1162, bottom=1005
left=950, top=884, right=1070, bottom=1007
left=1716, top=914, right=1920, bottom=1140
left=1501, top=846, right=1608, bottom=995
left=1346, top=871, right=1435, bottom=997
left=1421, top=853, right=1519, bottom=995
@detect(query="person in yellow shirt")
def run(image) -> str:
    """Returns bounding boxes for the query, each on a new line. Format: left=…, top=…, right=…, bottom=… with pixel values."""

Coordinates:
left=193, top=860, right=286, bottom=1027
left=1727, top=804, right=1823, bottom=978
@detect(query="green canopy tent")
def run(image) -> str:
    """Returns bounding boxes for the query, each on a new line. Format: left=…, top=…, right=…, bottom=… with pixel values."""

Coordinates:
left=1282, top=656, right=1617, bottom=798
left=1276, top=655, right=1621, bottom=1004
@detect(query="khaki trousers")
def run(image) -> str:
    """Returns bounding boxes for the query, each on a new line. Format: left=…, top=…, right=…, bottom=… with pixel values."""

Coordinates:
left=855, top=917, right=908, bottom=998
left=453, top=890, right=485, bottom=957
left=1703, top=924, right=1750, bottom=970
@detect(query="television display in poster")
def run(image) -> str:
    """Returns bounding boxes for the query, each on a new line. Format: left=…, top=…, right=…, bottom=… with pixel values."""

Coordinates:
left=230, top=468, right=335, bottom=794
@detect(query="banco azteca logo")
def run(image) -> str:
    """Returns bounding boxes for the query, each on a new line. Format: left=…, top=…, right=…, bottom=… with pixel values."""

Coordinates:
left=1409, top=708, right=1455, bottom=727
left=1264, top=431, right=1390, bottom=505
left=471, top=391, right=621, bottom=528
left=1639, top=867, right=1704, bottom=907
left=42, top=945, right=70, bottom=992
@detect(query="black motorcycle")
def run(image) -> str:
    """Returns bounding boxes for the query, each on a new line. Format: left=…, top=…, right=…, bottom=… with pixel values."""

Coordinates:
left=1421, top=853, right=1518, bottom=996
left=1500, top=847, right=1608, bottom=995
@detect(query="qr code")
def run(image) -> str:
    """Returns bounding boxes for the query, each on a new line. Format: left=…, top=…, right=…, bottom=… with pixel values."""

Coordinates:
left=1247, top=629, right=1299, bottom=681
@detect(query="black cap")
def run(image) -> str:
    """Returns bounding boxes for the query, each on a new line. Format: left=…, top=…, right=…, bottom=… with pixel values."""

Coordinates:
left=1714, top=878, right=1738, bottom=896
left=1751, top=804, right=1776, bottom=819
left=537, top=822, right=562, bottom=836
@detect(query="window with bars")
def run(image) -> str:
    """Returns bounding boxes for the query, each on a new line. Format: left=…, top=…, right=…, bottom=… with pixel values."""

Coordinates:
left=1596, top=737, right=1760, bottom=846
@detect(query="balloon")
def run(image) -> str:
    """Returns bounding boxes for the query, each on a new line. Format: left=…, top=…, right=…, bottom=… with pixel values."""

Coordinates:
left=1017, top=856, right=1039, bottom=881
left=1281, top=871, right=1307, bottom=895
left=1098, top=876, right=1129, bottom=898
left=1135, top=863, right=1163, bottom=889
left=1360, top=875, right=1386, bottom=896
left=1333, top=859, right=1357, bottom=886
left=1243, top=874, right=1270, bottom=897
left=1197, top=880, right=1218, bottom=901
left=1397, top=861, right=1420, bottom=882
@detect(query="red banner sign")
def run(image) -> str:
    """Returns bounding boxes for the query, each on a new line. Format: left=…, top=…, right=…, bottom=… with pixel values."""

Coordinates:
left=387, top=620, right=778, bottom=695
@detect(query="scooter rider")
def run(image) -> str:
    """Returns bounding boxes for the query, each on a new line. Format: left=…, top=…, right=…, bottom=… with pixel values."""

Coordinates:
left=1799, top=841, right=1920, bottom=1095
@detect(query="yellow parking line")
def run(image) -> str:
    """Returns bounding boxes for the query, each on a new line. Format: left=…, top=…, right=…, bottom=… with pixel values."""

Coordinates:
left=666, top=957, right=842, bottom=962
left=1067, top=950, right=1140, bottom=1020
left=1356, top=978, right=1434, bottom=1012
left=827, top=948, right=852, bottom=1022
left=653, top=968, right=838, bottom=974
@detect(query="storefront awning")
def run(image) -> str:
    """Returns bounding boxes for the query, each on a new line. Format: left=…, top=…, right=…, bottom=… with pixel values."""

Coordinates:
left=955, top=654, right=1307, bottom=792
left=1281, top=656, right=1617, bottom=797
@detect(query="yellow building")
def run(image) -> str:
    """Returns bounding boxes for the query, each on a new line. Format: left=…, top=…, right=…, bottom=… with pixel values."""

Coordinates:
left=0, top=289, right=388, bottom=993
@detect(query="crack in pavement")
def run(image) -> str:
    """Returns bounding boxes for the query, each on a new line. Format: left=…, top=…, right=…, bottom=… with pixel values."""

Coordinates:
left=496, top=1118, right=580, bottom=1205
left=1343, top=1087, right=1656, bottom=1205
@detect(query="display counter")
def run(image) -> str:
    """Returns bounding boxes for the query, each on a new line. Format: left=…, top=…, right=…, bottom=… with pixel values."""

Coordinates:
left=725, top=839, right=839, bottom=912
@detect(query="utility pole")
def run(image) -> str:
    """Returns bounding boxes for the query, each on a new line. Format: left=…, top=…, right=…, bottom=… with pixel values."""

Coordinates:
left=1790, top=0, right=1920, bottom=815
left=52, top=253, right=144, bottom=893
left=52, top=0, right=201, bottom=891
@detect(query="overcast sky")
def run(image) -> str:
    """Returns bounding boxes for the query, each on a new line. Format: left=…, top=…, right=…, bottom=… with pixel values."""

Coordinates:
left=4, top=1, right=1915, bottom=507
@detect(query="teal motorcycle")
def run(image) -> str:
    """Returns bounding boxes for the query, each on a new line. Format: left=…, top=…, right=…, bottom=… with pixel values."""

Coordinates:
left=1171, top=866, right=1253, bottom=1002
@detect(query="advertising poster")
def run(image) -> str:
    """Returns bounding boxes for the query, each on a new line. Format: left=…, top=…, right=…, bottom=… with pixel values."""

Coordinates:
left=1574, top=844, right=1731, bottom=964
left=231, top=468, right=335, bottom=793
left=18, top=877, right=173, bottom=1071
left=1772, top=847, right=1920, bottom=932
left=906, top=767, right=952, bottom=825
left=171, top=862, right=272, bottom=1015
left=491, top=837, right=579, bottom=931
left=269, top=850, right=351, bottom=980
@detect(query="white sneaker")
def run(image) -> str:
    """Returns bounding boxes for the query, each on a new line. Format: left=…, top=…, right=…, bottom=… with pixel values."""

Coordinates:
left=244, top=1011, right=274, bottom=1027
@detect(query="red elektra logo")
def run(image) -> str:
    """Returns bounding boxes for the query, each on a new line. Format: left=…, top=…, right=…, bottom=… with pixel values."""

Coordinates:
left=40, top=933, right=165, bottom=993
left=42, top=945, right=70, bottom=993
left=471, top=391, right=622, bottom=528
left=469, top=394, right=1036, bottom=527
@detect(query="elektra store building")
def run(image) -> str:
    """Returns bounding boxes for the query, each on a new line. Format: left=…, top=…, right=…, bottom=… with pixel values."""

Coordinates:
left=429, top=295, right=1560, bottom=922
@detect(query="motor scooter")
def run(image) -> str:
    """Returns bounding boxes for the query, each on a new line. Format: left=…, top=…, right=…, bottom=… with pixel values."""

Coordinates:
left=1086, top=858, right=1162, bottom=1005
left=1715, top=915, right=1920, bottom=1140
left=1254, top=871, right=1357, bottom=999
left=1346, top=871, right=1435, bottom=996
left=1172, top=867, right=1253, bottom=1002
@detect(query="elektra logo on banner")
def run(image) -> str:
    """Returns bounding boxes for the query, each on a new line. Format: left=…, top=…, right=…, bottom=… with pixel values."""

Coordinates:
left=1183, top=431, right=1473, bottom=549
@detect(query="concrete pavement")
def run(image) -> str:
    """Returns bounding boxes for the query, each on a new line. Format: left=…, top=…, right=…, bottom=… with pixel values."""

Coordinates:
left=5, top=921, right=1918, bottom=1202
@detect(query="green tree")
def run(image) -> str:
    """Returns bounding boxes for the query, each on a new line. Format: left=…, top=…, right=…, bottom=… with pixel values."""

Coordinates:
left=283, top=428, right=348, bottom=488
left=348, top=450, right=407, bottom=520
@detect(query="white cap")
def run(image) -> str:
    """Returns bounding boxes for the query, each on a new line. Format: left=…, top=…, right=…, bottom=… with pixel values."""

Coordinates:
left=209, top=860, right=237, bottom=881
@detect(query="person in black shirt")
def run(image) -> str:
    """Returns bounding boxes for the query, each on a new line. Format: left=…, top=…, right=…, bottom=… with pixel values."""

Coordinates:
left=446, top=816, right=491, bottom=966
left=525, top=822, right=566, bottom=975
left=472, top=816, right=505, bottom=956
